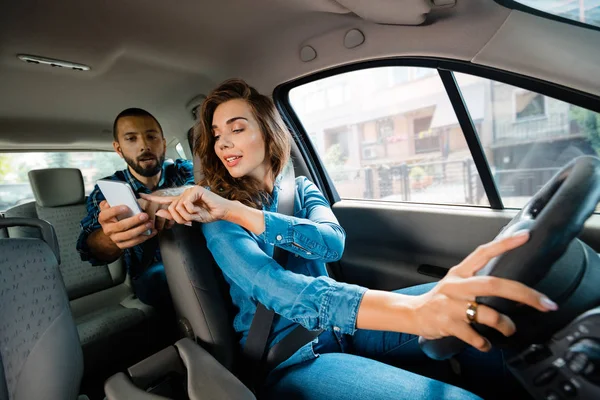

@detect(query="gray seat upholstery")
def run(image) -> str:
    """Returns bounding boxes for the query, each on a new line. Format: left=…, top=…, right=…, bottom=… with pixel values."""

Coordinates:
left=104, top=338, right=255, bottom=400
left=0, top=214, right=7, bottom=238
left=159, top=150, right=238, bottom=370
left=3, top=202, right=41, bottom=240
left=21, top=168, right=156, bottom=372
left=159, top=225, right=236, bottom=370
left=0, top=217, right=83, bottom=400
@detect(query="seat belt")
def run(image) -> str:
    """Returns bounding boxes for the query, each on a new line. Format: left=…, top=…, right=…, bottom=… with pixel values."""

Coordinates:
left=242, top=163, right=322, bottom=386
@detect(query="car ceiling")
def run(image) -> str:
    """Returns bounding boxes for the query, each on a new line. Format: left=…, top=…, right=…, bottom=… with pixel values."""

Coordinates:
left=0, top=0, right=599, bottom=151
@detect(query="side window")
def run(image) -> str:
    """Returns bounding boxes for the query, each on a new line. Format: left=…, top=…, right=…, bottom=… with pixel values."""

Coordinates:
left=289, top=67, right=489, bottom=206
left=175, top=142, right=187, bottom=159
left=455, top=73, right=600, bottom=209
left=0, top=151, right=124, bottom=211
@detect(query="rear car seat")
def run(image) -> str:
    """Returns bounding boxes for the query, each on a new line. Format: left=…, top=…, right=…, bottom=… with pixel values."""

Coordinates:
left=3, top=201, right=41, bottom=239
left=0, top=217, right=83, bottom=400
left=19, top=168, right=159, bottom=372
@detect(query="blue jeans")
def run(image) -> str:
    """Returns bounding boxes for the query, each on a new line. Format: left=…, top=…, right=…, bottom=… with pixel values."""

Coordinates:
left=131, top=263, right=172, bottom=314
left=263, top=283, right=521, bottom=400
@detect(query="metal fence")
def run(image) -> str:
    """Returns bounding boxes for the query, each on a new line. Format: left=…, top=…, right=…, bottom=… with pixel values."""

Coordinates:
left=328, top=161, right=562, bottom=206
left=329, top=159, right=485, bottom=205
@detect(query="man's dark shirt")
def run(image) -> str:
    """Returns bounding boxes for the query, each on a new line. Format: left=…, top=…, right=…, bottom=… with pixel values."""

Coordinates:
left=76, top=159, right=195, bottom=277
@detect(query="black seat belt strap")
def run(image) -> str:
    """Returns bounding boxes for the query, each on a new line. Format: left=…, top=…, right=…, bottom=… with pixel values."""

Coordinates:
left=243, top=162, right=296, bottom=382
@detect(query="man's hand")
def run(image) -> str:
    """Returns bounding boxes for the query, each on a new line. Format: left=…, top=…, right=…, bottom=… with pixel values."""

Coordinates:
left=98, top=200, right=158, bottom=249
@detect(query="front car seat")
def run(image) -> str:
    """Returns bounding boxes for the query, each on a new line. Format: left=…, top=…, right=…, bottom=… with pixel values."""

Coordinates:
left=157, top=148, right=238, bottom=370
left=0, top=217, right=83, bottom=400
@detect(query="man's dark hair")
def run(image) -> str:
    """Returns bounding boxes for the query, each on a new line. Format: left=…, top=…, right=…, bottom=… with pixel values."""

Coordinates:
left=112, top=108, right=163, bottom=141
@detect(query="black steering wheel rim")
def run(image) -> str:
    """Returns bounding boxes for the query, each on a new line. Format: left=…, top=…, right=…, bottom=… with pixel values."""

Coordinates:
left=419, top=156, right=600, bottom=360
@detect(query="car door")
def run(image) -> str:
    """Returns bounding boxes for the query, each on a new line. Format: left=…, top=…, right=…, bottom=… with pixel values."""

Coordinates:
left=275, top=60, right=600, bottom=292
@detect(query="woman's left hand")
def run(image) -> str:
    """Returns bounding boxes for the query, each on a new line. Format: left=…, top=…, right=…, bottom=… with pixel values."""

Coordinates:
left=410, top=231, right=556, bottom=351
left=140, top=186, right=233, bottom=224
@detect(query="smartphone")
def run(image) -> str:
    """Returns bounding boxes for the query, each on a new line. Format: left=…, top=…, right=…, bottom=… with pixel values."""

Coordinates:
left=97, top=180, right=152, bottom=235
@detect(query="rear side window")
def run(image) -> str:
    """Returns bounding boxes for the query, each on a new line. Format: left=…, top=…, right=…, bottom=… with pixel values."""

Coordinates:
left=289, top=67, right=488, bottom=206
left=0, top=151, right=123, bottom=211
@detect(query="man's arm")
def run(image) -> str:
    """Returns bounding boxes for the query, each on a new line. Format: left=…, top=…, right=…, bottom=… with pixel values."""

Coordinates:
left=86, top=228, right=123, bottom=263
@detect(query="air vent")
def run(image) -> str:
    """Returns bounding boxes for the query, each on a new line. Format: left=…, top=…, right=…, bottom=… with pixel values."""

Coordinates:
left=17, top=54, right=91, bottom=71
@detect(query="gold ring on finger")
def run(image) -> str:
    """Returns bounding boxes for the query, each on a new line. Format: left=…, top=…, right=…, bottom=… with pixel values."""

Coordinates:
left=466, top=302, right=479, bottom=323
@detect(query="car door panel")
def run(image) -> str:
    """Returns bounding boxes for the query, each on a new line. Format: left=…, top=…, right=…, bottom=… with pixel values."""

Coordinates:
left=331, top=200, right=600, bottom=291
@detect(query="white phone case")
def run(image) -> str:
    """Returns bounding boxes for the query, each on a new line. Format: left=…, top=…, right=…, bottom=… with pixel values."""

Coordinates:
left=96, top=180, right=152, bottom=235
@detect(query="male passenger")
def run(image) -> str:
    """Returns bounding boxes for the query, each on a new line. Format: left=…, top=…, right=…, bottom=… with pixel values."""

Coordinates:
left=77, top=108, right=195, bottom=310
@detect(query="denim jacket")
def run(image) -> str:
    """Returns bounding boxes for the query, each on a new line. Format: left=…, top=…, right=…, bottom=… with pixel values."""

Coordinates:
left=201, top=176, right=367, bottom=366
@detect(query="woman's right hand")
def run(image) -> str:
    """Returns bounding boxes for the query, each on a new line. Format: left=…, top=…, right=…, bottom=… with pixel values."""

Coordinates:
left=140, top=186, right=234, bottom=224
left=411, top=230, right=557, bottom=352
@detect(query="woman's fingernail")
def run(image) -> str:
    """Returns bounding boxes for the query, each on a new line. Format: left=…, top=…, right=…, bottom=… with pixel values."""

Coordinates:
left=540, top=296, right=558, bottom=311
left=512, top=229, right=530, bottom=238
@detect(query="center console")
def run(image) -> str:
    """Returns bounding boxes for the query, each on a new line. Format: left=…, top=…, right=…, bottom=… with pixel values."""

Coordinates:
left=508, top=308, right=600, bottom=400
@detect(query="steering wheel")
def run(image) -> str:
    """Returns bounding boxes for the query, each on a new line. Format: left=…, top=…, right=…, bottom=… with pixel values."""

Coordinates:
left=419, top=156, right=600, bottom=360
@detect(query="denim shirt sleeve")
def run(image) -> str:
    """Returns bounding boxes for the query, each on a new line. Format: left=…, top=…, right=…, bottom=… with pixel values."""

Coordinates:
left=258, top=177, right=346, bottom=262
left=174, top=158, right=196, bottom=185
left=204, top=220, right=366, bottom=334
left=76, top=184, right=106, bottom=266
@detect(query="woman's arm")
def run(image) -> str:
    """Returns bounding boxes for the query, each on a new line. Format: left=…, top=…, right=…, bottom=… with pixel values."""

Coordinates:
left=356, top=231, right=558, bottom=352
left=224, top=177, right=345, bottom=262
left=142, top=177, right=346, bottom=262
left=203, top=219, right=366, bottom=334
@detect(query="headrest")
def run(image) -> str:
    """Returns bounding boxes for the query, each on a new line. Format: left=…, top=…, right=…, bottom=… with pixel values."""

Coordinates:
left=28, top=168, right=85, bottom=207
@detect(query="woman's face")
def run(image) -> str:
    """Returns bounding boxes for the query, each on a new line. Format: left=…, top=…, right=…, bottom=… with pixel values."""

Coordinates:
left=212, top=99, right=269, bottom=182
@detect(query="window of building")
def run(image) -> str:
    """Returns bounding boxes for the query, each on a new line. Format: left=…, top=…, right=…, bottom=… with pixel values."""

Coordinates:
left=413, top=116, right=439, bottom=154
left=515, top=91, right=546, bottom=121
left=376, top=119, right=394, bottom=140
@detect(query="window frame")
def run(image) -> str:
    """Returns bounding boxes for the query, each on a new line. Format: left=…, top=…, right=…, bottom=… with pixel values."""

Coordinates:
left=273, top=57, right=600, bottom=210
left=494, top=0, right=600, bottom=33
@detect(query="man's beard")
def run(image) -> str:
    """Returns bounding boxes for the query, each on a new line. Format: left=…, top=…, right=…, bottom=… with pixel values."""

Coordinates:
left=124, top=152, right=165, bottom=177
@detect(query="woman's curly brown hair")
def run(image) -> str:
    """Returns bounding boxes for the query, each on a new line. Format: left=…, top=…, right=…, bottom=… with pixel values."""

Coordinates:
left=194, top=78, right=291, bottom=208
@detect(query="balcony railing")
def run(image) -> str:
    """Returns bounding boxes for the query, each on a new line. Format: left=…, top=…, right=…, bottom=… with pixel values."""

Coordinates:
left=494, top=114, right=572, bottom=144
